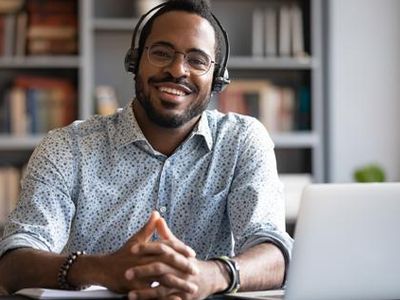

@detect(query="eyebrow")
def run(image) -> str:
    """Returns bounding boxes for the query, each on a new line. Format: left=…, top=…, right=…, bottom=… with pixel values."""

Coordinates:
left=151, top=41, right=213, bottom=58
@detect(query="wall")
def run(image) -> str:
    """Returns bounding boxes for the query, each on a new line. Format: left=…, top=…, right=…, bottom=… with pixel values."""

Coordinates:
left=328, top=0, right=400, bottom=182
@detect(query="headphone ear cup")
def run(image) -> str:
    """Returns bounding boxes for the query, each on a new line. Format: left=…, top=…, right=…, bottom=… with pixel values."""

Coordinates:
left=124, top=48, right=139, bottom=74
left=212, top=68, right=230, bottom=93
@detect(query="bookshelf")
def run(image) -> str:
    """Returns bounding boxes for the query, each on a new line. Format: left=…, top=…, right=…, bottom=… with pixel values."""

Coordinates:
left=0, top=0, right=81, bottom=225
left=0, top=0, right=325, bottom=226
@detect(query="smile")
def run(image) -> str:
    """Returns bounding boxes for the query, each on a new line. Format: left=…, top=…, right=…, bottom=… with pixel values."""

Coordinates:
left=158, top=86, right=187, bottom=96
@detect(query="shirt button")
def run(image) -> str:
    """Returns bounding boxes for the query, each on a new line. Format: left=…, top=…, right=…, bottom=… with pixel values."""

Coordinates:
left=159, top=206, right=167, bottom=213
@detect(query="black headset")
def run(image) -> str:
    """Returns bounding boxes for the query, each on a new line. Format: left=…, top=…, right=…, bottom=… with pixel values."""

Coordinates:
left=124, top=2, right=231, bottom=93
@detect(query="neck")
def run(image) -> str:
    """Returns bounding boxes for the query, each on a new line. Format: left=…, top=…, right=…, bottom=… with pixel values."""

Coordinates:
left=132, top=101, right=200, bottom=156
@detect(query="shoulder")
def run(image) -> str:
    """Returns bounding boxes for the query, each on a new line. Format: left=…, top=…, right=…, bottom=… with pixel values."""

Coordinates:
left=205, top=110, right=274, bottom=148
left=34, top=113, right=117, bottom=158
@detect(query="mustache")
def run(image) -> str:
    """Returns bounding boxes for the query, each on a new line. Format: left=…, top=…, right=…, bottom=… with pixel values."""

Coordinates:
left=148, top=74, right=197, bottom=93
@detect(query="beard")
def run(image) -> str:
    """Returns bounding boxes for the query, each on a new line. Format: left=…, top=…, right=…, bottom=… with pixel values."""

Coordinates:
left=135, top=74, right=211, bottom=128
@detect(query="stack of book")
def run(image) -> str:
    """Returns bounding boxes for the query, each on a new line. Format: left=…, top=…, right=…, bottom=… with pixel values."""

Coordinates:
left=0, top=166, right=21, bottom=224
left=0, top=0, right=78, bottom=57
left=0, top=0, right=27, bottom=56
left=218, top=80, right=311, bottom=133
left=252, top=1, right=307, bottom=58
left=0, top=75, right=77, bottom=135
left=26, top=0, right=78, bottom=55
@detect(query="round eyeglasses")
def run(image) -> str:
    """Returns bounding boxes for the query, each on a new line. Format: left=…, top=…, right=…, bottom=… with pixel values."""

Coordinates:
left=145, top=44, right=215, bottom=76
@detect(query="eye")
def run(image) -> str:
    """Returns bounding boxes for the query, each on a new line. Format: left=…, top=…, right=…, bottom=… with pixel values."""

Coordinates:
left=187, top=53, right=209, bottom=69
left=150, top=46, right=173, bottom=60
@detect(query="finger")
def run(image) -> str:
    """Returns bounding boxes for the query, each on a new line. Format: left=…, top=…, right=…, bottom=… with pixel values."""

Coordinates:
left=129, top=211, right=160, bottom=244
left=126, top=260, right=196, bottom=283
left=159, top=273, right=198, bottom=294
left=130, top=242, right=198, bottom=275
left=129, top=265, right=197, bottom=294
left=157, top=218, right=196, bottom=257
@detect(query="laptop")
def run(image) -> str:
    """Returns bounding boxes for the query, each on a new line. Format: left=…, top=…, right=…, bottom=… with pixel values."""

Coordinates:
left=228, top=183, right=400, bottom=300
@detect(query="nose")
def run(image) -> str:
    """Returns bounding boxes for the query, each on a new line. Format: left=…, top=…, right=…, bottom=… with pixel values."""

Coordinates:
left=163, top=52, right=190, bottom=78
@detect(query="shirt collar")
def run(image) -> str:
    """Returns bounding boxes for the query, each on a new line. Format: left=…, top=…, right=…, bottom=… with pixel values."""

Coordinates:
left=111, top=100, right=147, bottom=149
left=111, top=99, right=213, bottom=151
left=193, top=111, right=213, bottom=151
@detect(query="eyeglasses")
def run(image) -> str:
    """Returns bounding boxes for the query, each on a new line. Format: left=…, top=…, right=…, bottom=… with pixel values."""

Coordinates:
left=145, top=44, right=215, bottom=76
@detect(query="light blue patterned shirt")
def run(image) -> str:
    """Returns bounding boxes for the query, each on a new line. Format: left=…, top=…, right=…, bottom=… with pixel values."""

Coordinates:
left=0, top=100, right=293, bottom=264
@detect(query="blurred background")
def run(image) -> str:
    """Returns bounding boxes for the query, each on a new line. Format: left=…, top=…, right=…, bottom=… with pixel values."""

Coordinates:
left=0, top=0, right=399, bottom=228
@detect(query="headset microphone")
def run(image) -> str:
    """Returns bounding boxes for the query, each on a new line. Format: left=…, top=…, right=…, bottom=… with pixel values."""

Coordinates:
left=124, top=2, right=230, bottom=93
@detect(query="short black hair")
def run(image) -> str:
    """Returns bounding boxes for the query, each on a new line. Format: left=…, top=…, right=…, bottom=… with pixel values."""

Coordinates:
left=135, top=0, right=223, bottom=74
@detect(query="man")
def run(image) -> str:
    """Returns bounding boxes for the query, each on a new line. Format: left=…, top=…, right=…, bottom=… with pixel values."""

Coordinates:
left=0, top=0, right=293, bottom=299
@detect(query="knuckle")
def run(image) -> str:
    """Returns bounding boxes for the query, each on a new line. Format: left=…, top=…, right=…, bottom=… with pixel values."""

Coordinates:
left=161, top=273, right=175, bottom=285
left=138, top=243, right=147, bottom=252
left=152, top=262, right=164, bottom=274
left=164, top=251, right=177, bottom=263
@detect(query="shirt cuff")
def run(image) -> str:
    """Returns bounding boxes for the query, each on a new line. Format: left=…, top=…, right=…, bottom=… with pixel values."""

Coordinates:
left=0, top=233, right=51, bottom=258
left=239, top=233, right=293, bottom=287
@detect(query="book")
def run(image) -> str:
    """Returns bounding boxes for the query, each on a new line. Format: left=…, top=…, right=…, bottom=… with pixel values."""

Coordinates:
left=258, top=83, right=281, bottom=132
left=15, top=285, right=124, bottom=299
left=279, top=173, right=312, bottom=221
left=0, top=0, right=25, bottom=14
left=26, top=0, right=78, bottom=55
left=218, top=80, right=271, bottom=117
left=3, top=13, right=16, bottom=57
left=9, top=87, right=27, bottom=135
left=0, top=16, right=5, bottom=56
left=252, top=8, right=264, bottom=57
left=278, top=4, right=291, bottom=57
left=15, top=12, right=28, bottom=56
left=28, top=38, right=77, bottom=55
left=279, top=87, right=295, bottom=132
left=0, top=168, right=7, bottom=224
left=27, top=0, right=77, bottom=15
left=95, top=85, right=119, bottom=116
left=0, top=166, right=21, bottom=224
left=27, top=26, right=77, bottom=40
left=290, top=2, right=306, bottom=57
left=264, top=4, right=278, bottom=57
left=4, top=167, right=20, bottom=214
left=296, top=86, right=311, bottom=130
left=11, top=76, right=77, bottom=133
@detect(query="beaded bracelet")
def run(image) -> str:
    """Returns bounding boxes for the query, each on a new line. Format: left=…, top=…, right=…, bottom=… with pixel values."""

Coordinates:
left=57, top=251, right=87, bottom=290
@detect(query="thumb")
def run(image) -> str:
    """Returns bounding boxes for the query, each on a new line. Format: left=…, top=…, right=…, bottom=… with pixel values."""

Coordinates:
left=156, top=216, right=176, bottom=240
left=130, top=211, right=160, bottom=243
left=156, top=217, right=196, bottom=257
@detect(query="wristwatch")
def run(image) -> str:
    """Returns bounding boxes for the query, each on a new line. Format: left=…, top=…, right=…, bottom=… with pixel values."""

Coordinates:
left=213, top=256, right=241, bottom=294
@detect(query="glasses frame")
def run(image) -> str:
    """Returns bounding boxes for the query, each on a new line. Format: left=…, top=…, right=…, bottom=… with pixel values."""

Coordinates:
left=145, top=44, right=216, bottom=76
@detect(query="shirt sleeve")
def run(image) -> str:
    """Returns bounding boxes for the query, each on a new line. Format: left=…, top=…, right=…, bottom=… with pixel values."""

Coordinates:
left=0, top=128, right=77, bottom=257
left=227, top=119, right=293, bottom=266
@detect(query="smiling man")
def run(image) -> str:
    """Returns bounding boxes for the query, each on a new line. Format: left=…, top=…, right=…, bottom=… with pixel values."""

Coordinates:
left=0, top=1, right=293, bottom=299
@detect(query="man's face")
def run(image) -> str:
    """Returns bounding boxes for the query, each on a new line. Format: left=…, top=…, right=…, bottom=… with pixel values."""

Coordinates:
left=135, top=11, right=216, bottom=128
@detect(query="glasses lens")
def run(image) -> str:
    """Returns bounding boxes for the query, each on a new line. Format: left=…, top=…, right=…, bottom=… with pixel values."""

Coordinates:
left=147, top=45, right=212, bottom=75
left=148, top=45, right=174, bottom=66
left=186, top=51, right=211, bottom=74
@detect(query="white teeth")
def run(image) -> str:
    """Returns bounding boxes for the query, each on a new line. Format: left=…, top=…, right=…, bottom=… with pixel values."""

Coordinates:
left=159, top=87, right=186, bottom=96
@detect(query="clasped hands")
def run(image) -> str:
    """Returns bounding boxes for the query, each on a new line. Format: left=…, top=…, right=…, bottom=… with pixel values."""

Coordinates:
left=101, top=211, right=214, bottom=300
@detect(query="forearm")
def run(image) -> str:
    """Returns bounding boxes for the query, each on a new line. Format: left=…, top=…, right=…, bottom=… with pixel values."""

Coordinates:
left=0, top=248, right=103, bottom=294
left=235, top=243, right=285, bottom=291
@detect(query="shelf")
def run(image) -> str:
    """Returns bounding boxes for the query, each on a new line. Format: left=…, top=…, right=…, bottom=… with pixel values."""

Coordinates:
left=92, top=18, right=138, bottom=31
left=270, top=132, right=320, bottom=148
left=228, top=56, right=315, bottom=70
left=0, top=135, right=44, bottom=150
left=0, top=56, right=81, bottom=68
left=0, top=133, right=318, bottom=150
